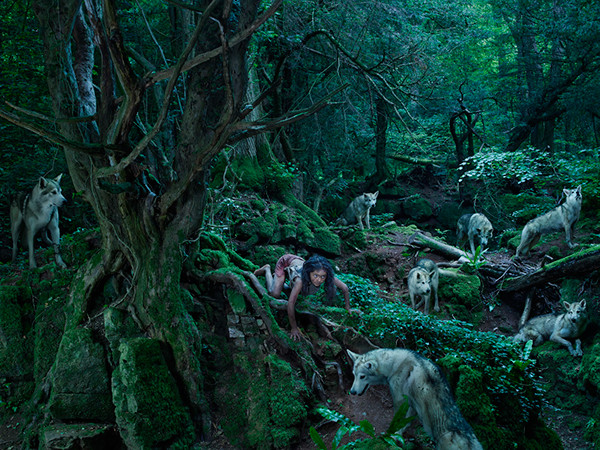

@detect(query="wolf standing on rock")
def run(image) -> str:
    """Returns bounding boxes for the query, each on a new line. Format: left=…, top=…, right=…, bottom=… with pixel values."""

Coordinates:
left=10, top=175, right=67, bottom=269
left=348, top=348, right=483, bottom=450
left=515, top=186, right=582, bottom=258
left=335, top=191, right=378, bottom=230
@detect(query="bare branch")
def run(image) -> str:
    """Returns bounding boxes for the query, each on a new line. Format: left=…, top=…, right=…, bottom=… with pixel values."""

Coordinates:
left=0, top=106, right=105, bottom=155
left=96, top=0, right=221, bottom=179
left=146, top=0, right=283, bottom=87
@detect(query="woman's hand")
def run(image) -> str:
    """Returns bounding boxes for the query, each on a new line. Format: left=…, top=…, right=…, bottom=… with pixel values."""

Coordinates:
left=290, top=327, right=303, bottom=341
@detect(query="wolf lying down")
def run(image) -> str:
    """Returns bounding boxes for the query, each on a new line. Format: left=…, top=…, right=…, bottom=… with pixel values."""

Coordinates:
left=348, top=348, right=483, bottom=450
left=514, top=299, right=588, bottom=357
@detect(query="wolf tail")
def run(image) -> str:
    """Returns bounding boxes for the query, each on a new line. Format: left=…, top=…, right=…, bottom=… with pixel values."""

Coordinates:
left=518, top=289, right=534, bottom=329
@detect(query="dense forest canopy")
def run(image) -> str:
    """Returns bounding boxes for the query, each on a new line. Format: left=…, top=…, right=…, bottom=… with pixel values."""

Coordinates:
left=0, top=0, right=600, bottom=448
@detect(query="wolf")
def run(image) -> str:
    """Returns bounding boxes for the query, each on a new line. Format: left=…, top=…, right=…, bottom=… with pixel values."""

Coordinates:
left=407, top=258, right=439, bottom=314
left=513, top=299, right=587, bottom=356
left=348, top=348, right=482, bottom=450
left=515, top=186, right=582, bottom=257
left=10, top=175, right=67, bottom=269
left=335, top=191, right=379, bottom=230
left=457, top=213, right=493, bottom=255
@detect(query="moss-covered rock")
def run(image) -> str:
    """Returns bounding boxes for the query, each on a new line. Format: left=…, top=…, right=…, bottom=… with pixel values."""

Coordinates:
left=438, top=271, right=482, bottom=324
left=581, top=339, right=600, bottom=394
left=437, top=202, right=463, bottom=230
left=48, top=328, right=113, bottom=422
left=34, top=296, right=65, bottom=384
left=403, top=196, right=433, bottom=221
left=233, top=194, right=341, bottom=256
left=214, top=349, right=309, bottom=448
left=112, top=338, right=194, bottom=449
left=41, top=423, right=121, bottom=449
left=0, top=285, right=33, bottom=379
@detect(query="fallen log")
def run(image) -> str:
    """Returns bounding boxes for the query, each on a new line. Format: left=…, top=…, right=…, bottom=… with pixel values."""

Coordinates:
left=407, top=232, right=524, bottom=281
left=408, top=232, right=600, bottom=291
left=500, top=245, right=600, bottom=292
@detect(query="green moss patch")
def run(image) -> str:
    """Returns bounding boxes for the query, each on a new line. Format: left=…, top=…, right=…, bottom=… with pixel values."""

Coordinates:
left=48, top=328, right=113, bottom=422
left=214, top=349, right=309, bottom=448
left=112, top=338, right=194, bottom=449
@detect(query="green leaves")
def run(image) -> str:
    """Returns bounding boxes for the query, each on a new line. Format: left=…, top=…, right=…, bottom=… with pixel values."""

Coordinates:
left=308, top=403, right=408, bottom=449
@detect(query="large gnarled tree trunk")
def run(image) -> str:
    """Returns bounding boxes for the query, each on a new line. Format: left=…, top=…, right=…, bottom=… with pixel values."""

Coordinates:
left=27, top=0, right=270, bottom=443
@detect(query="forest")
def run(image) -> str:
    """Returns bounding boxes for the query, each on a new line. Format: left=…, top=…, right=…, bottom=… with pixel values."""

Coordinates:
left=0, top=0, right=599, bottom=448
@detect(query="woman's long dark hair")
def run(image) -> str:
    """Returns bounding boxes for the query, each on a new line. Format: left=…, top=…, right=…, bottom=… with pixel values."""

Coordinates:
left=301, top=255, right=335, bottom=302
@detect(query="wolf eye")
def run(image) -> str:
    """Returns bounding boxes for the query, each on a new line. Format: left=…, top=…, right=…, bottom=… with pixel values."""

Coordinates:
left=359, top=375, right=366, bottom=379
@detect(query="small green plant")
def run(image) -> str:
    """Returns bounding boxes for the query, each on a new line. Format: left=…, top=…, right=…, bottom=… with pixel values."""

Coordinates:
left=461, top=245, right=487, bottom=273
left=309, top=400, right=414, bottom=449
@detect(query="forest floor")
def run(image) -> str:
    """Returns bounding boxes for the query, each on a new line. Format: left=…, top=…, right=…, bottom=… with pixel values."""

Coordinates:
left=297, top=228, right=592, bottom=450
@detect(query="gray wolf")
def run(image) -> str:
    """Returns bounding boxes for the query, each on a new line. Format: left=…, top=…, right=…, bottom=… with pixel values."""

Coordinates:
left=407, top=258, right=439, bottom=314
left=335, top=191, right=379, bottom=230
left=457, top=213, right=493, bottom=255
left=515, top=186, right=582, bottom=257
left=10, top=175, right=67, bottom=268
left=348, top=348, right=482, bottom=450
left=513, top=299, right=587, bottom=356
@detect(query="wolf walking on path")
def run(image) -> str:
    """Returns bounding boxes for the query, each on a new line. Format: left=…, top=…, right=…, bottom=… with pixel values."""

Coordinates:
left=348, top=348, right=482, bottom=450
left=456, top=213, right=493, bottom=255
left=515, top=186, right=582, bottom=257
left=10, top=175, right=67, bottom=269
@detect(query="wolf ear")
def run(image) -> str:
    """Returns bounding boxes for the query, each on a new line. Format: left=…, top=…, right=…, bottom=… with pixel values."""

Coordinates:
left=54, top=174, right=63, bottom=183
left=347, top=350, right=360, bottom=363
left=39, top=177, right=48, bottom=188
left=579, top=299, right=587, bottom=309
left=563, top=301, right=571, bottom=309
left=374, top=191, right=379, bottom=198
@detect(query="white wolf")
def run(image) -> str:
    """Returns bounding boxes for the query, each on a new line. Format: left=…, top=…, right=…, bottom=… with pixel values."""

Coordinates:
left=457, top=213, right=493, bottom=255
left=515, top=186, right=582, bottom=257
left=407, top=258, right=439, bottom=314
left=348, top=348, right=482, bottom=450
left=335, top=191, right=379, bottom=230
left=10, top=175, right=67, bottom=268
left=514, top=299, right=587, bottom=356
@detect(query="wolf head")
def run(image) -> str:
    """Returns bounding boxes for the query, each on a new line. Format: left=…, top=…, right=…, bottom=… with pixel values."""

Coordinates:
left=472, top=214, right=493, bottom=248
left=564, top=185, right=582, bottom=206
left=35, top=175, right=67, bottom=208
left=564, top=299, right=586, bottom=324
left=347, top=350, right=379, bottom=396
left=362, top=191, right=379, bottom=208
left=411, top=269, right=431, bottom=295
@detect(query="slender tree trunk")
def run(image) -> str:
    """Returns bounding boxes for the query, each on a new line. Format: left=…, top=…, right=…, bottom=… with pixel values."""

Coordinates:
left=374, top=93, right=390, bottom=182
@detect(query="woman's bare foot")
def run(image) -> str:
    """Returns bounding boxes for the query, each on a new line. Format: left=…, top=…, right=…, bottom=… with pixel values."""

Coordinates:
left=254, top=264, right=270, bottom=276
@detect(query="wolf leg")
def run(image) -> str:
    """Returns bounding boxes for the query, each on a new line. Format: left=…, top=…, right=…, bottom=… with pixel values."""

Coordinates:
left=25, top=226, right=37, bottom=268
left=47, top=215, right=66, bottom=268
left=10, top=213, right=22, bottom=263
left=549, top=333, right=578, bottom=356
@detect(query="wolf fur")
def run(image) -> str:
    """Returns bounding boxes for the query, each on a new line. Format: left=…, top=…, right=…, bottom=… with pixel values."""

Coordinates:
left=348, top=348, right=482, bottom=450
left=336, top=191, right=379, bottom=230
left=513, top=298, right=588, bottom=356
left=407, top=258, right=439, bottom=314
left=457, top=213, right=493, bottom=255
left=11, top=175, right=67, bottom=268
left=515, top=186, right=582, bottom=257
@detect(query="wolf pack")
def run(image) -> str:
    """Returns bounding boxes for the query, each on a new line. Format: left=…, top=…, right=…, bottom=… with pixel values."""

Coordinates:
left=8, top=176, right=589, bottom=449
left=337, top=186, right=588, bottom=449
